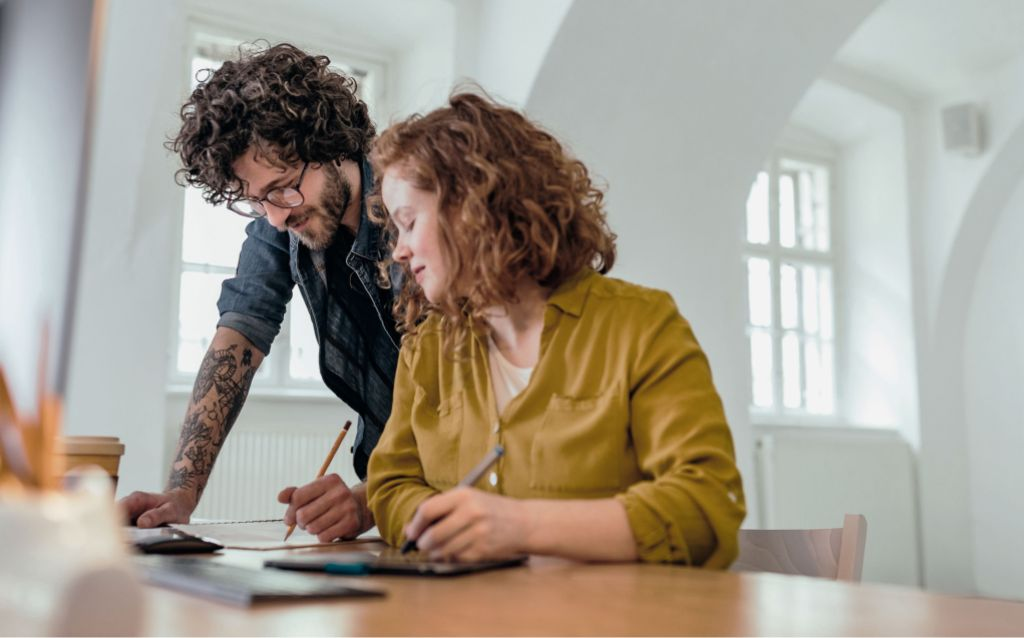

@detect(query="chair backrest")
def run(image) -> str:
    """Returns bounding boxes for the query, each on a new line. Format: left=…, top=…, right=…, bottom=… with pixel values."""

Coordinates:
left=731, top=514, right=867, bottom=581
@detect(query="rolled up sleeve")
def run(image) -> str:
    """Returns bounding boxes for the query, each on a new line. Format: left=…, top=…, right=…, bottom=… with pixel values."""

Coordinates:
left=216, top=219, right=294, bottom=355
left=615, top=294, right=746, bottom=567
left=367, top=345, right=440, bottom=547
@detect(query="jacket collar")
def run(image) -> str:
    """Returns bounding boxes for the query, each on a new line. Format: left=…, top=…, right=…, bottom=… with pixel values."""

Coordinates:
left=351, top=157, right=385, bottom=262
left=546, top=269, right=599, bottom=318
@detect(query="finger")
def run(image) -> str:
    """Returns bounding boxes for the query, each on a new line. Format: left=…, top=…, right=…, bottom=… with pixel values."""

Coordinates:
left=277, top=486, right=296, bottom=504
left=430, top=525, right=479, bottom=562
left=291, top=474, right=343, bottom=508
left=296, top=488, right=351, bottom=530
left=118, top=491, right=161, bottom=518
left=406, top=490, right=461, bottom=540
left=315, top=511, right=360, bottom=543
left=417, top=505, right=474, bottom=553
left=137, top=501, right=181, bottom=528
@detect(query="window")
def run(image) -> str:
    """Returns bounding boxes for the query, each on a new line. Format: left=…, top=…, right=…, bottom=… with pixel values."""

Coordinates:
left=169, top=35, right=379, bottom=392
left=745, top=154, right=836, bottom=419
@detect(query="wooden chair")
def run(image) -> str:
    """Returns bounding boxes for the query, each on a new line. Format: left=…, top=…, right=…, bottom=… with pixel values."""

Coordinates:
left=731, top=514, right=868, bottom=581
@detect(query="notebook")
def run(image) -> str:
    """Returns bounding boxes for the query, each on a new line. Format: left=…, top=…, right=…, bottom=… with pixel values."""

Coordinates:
left=265, top=548, right=528, bottom=577
left=167, top=519, right=382, bottom=550
left=135, top=555, right=385, bottom=606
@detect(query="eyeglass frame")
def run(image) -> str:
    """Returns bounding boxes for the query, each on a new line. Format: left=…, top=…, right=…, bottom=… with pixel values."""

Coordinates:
left=227, top=161, right=310, bottom=218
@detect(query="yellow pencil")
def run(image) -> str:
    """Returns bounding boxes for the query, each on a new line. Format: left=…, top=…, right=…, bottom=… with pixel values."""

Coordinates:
left=283, top=420, right=352, bottom=541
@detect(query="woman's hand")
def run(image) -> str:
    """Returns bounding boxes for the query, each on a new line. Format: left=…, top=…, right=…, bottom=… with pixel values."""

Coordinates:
left=405, top=487, right=527, bottom=561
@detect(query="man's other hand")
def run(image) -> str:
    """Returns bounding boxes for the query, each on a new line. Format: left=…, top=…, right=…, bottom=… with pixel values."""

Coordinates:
left=119, top=489, right=197, bottom=528
left=277, top=474, right=365, bottom=542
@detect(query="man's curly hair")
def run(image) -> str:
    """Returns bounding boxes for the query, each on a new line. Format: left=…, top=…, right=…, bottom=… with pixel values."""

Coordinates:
left=169, top=42, right=375, bottom=205
left=369, top=91, right=617, bottom=353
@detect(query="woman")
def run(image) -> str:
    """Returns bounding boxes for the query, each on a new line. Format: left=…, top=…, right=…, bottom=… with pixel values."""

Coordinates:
left=366, top=92, right=745, bottom=566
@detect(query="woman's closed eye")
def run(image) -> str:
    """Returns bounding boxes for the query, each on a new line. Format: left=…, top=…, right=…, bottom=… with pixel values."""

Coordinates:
left=395, top=212, right=415, bottom=233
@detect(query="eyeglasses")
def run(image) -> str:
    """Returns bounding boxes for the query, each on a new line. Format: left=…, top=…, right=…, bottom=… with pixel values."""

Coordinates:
left=227, top=162, right=309, bottom=218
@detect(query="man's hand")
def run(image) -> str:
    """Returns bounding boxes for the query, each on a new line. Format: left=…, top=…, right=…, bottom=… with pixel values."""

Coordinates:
left=405, top=487, right=526, bottom=562
left=119, top=488, right=198, bottom=528
left=277, top=475, right=369, bottom=542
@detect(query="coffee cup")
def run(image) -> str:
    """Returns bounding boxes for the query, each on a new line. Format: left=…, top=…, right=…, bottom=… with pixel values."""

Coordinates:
left=59, top=436, right=124, bottom=487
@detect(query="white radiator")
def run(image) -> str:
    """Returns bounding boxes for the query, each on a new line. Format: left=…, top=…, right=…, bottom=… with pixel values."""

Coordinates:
left=754, top=425, right=921, bottom=587
left=191, top=426, right=358, bottom=521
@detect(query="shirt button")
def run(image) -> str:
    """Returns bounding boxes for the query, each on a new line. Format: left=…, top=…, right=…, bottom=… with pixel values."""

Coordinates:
left=488, top=472, right=498, bottom=487
left=492, top=421, right=500, bottom=433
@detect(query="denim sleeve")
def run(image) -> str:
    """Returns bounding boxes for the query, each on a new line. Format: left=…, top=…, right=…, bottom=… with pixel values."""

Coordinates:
left=216, top=219, right=294, bottom=355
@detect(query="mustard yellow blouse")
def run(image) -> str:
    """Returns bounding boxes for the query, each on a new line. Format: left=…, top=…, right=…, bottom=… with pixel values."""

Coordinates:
left=367, top=270, right=746, bottom=567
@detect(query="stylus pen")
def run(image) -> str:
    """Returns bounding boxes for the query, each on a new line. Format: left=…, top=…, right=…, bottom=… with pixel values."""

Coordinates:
left=400, top=444, right=505, bottom=554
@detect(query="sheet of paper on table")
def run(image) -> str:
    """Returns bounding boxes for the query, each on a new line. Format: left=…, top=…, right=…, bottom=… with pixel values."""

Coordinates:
left=123, top=519, right=381, bottom=550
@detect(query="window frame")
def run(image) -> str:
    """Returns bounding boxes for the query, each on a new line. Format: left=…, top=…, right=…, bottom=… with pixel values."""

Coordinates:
left=165, top=21, right=387, bottom=397
left=745, top=147, right=843, bottom=426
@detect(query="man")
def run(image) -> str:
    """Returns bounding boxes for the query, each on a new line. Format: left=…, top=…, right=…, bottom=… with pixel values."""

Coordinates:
left=120, top=43, right=400, bottom=541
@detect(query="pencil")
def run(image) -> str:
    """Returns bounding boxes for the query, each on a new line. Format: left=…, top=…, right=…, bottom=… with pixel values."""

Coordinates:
left=283, top=420, right=352, bottom=541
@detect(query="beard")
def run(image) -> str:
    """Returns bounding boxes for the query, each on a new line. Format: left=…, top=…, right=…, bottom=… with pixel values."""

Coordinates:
left=288, top=161, right=353, bottom=251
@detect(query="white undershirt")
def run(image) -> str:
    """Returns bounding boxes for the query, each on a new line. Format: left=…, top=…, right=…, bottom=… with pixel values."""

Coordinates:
left=487, top=335, right=534, bottom=414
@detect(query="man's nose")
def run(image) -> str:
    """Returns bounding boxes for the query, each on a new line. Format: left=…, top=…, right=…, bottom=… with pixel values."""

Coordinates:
left=264, top=203, right=292, bottom=230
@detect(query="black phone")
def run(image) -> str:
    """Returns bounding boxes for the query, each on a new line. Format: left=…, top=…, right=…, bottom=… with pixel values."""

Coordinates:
left=133, top=529, right=223, bottom=554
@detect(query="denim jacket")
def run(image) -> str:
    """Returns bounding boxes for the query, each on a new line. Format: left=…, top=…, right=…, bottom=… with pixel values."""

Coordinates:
left=217, top=159, right=400, bottom=479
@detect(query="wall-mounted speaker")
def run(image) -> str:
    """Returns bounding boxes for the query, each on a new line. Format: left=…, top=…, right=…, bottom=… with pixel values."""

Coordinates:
left=941, top=103, right=985, bottom=157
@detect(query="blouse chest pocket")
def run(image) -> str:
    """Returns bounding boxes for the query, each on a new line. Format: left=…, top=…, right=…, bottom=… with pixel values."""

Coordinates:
left=529, top=387, right=629, bottom=494
left=411, top=387, right=463, bottom=489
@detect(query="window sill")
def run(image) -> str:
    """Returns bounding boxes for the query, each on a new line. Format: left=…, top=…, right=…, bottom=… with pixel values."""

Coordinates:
left=166, top=385, right=339, bottom=404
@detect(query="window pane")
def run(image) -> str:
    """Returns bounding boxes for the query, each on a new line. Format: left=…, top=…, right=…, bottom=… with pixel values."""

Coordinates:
left=820, top=341, right=835, bottom=413
left=779, top=173, right=796, bottom=248
left=804, top=338, right=835, bottom=414
left=798, top=170, right=816, bottom=250
left=802, top=265, right=819, bottom=335
left=747, top=257, right=772, bottom=327
left=176, top=271, right=231, bottom=373
left=814, top=167, right=830, bottom=251
left=782, top=332, right=802, bottom=409
left=780, top=158, right=831, bottom=253
left=289, top=304, right=320, bottom=381
left=746, top=171, right=769, bottom=244
left=780, top=263, right=798, bottom=329
left=805, top=338, right=822, bottom=413
left=181, top=187, right=251, bottom=268
left=819, top=267, right=834, bottom=339
left=191, top=55, right=219, bottom=90
left=750, top=329, right=774, bottom=408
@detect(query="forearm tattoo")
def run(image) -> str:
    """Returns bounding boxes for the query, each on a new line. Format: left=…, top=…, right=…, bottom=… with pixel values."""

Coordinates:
left=168, top=344, right=257, bottom=495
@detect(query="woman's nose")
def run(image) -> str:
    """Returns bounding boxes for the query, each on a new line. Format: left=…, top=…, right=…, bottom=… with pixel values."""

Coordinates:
left=392, top=237, right=411, bottom=262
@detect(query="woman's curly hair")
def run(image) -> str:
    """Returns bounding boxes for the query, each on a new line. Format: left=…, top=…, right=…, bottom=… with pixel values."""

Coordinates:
left=169, top=42, right=375, bottom=204
left=369, top=91, right=617, bottom=352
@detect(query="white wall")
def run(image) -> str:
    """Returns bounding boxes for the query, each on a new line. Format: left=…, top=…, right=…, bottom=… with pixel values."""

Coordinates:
left=526, top=0, right=883, bottom=527
left=0, top=0, right=94, bottom=407
left=912, top=53, right=1024, bottom=595
left=964, top=176, right=1024, bottom=601
left=839, top=109, right=919, bottom=438
left=459, top=0, right=572, bottom=107
left=65, top=0, right=189, bottom=494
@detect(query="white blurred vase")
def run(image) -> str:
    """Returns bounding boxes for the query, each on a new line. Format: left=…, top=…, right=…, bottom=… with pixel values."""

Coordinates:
left=0, top=469, right=143, bottom=636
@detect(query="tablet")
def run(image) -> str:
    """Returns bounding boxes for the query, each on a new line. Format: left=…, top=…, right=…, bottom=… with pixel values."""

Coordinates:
left=265, top=548, right=528, bottom=577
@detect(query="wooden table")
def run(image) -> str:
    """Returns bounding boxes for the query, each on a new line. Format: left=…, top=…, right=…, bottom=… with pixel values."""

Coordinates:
left=142, top=544, right=1024, bottom=636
